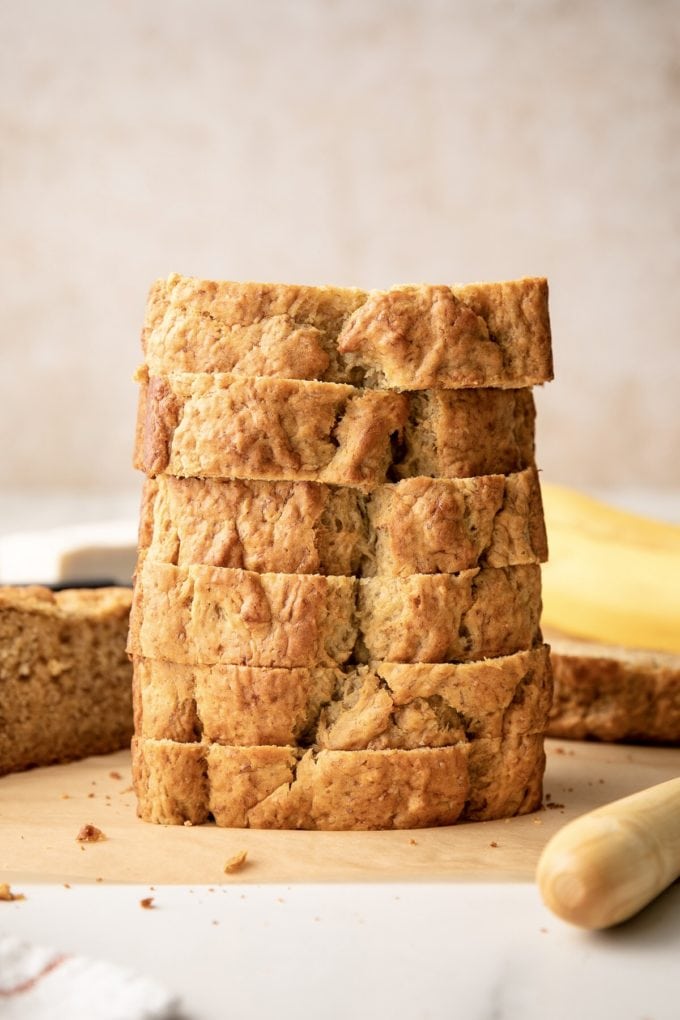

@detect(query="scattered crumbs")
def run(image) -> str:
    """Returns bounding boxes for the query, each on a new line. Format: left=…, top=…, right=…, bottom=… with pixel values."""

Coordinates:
left=599, top=778, right=605, bottom=784
left=313, top=916, right=321, bottom=922
left=489, top=841, right=499, bottom=848
left=150, top=886, right=155, bottom=891
left=240, top=894, right=246, bottom=900
left=76, top=823, right=106, bottom=843
left=95, top=877, right=103, bottom=883
left=546, top=802, right=565, bottom=811
left=61, top=794, right=70, bottom=800
left=183, top=820, right=193, bottom=827
left=120, top=786, right=134, bottom=795
left=566, top=787, right=574, bottom=793
left=90, top=781, right=97, bottom=786
left=553, top=747, right=566, bottom=755
left=208, top=887, right=215, bottom=893
left=224, top=850, right=248, bottom=875
left=0, top=883, right=25, bottom=902
left=109, top=771, right=122, bottom=781
left=540, top=927, right=548, bottom=934
left=63, top=883, right=71, bottom=889
left=87, top=793, right=95, bottom=799
left=409, top=838, right=418, bottom=846
left=105, top=794, right=111, bottom=800
left=533, top=818, right=543, bottom=825
left=140, top=897, right=155, bottom=910
left=212, top=920, right=219, bottom=926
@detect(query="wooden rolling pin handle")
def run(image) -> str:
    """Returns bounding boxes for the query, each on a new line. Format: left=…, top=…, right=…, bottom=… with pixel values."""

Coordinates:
left=536, top=777, right=680, bottom=930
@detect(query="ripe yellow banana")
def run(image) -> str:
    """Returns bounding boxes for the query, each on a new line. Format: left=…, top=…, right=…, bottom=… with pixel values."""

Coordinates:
left=540, top=483, right=680, bottom=654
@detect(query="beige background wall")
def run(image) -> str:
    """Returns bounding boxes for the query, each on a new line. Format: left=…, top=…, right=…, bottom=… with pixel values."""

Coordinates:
left=2, top=0, right=679, bottom=504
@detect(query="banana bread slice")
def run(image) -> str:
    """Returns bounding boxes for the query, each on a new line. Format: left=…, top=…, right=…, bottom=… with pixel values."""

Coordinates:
left=134, top=369, right=407, bottom=493
left=142, top=274, right=552, bottom=389
left=546, top=630, right=680, bottom=744
left=135, top=370, right=535, bottom=488
left=128, top=560, right=541, bottom=667
left=132, top=644, right=551, bottom=748
left=138, top=467, right=546, bottom=577
left=0, top=586, right=133, bottom=775
left=132, top=737, right=545, bottom=829
left=132, top=739, right=470, bottom=829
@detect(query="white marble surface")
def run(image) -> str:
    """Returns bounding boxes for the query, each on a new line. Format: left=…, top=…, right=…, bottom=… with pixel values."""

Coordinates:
left=2, top=881, right=679, bottom=1020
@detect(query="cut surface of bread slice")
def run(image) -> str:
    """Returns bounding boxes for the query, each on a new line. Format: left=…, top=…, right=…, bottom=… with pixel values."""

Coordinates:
left=138, top=468, right=547, bottom=577
left=135, top=370, right=535, bottom=488
left=132, top=736, right=545, bottom=829
left=142, top=274, right=552, bottom=389
left=128, top=560, right=542, bottom=667
left=132, top=644, right=552, bottom=749
left=546, top=630, right=680, bottom=745
left=0, top=586, right=133, bottom=776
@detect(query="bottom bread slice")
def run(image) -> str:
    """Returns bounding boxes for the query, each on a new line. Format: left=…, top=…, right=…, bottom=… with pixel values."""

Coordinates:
left=546, top=630, right=680, bottom=744
left=0, top=585, right=133, bottom=775
left=132, top=735, right=545, bottom=830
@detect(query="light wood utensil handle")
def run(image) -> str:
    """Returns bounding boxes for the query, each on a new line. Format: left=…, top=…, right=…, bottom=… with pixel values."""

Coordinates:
left=536, top=776, right=680, bottom=929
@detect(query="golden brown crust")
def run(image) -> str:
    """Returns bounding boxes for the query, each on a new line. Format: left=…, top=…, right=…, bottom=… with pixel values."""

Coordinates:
left=132, top=645, right=552, bottom=749
left=142, top=274, right=552, bottom=389
left=133, top=372, right=408, bottom=493
left=138, top=468, right=547, bottom=577
left=128, top=560, right=542, bottom=667
left=0, top=585, right=133, bottom=776
left=545, top=631, right=680, bottom=744
left=132, top=736, right=545, bottom=829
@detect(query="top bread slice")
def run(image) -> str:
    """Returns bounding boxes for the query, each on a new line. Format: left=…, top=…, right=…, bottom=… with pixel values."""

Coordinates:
left=142, top=273, right=552, bottom=390
left=546, top=629, right=680, bottom=745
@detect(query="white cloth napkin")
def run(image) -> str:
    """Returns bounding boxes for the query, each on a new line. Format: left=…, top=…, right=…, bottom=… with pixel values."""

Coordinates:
left=0, top=935, right=182, bottom=1019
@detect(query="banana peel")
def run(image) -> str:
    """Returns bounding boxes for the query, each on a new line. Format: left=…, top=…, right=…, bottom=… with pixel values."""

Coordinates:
left=540, top=483, right=680, bottom=655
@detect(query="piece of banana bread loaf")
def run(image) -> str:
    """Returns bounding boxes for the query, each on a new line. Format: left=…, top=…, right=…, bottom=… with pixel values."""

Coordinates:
left=132, top=735, right=544, bottom=829
left=128, top=559, right=542, bottom=667
left=0, top=585, right=133, bottom=775
left=142, top=274, right=552, bottom=389
left=546, top=630, right=680, bottom=744
left=138, top=467, right=546, bottom=577
left=132, top=644, right=551, bottom=748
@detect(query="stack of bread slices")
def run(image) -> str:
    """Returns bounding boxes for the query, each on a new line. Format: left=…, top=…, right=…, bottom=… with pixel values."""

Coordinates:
left=129, top=273, right=554, bottom=830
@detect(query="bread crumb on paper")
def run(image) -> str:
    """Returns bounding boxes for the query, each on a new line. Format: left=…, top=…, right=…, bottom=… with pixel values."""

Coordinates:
left=224, top=850, right=248, bottom=874
left=140, top=897, right=155, bottom=910
left=76, top=823, right=106, bottom=842
left=0, top=883, right=25, bottom=902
